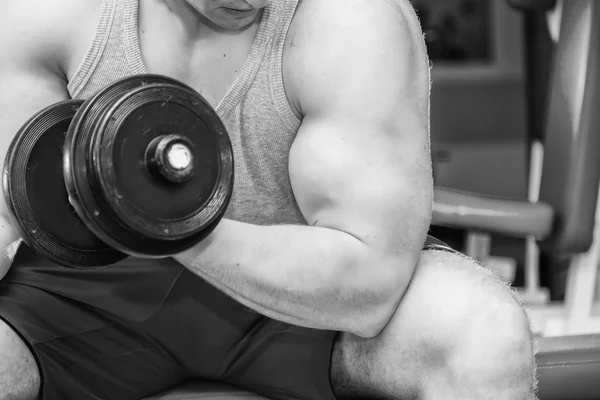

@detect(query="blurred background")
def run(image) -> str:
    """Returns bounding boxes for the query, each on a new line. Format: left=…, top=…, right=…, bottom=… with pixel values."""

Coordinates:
left=417, top=0, right=560, bottom=295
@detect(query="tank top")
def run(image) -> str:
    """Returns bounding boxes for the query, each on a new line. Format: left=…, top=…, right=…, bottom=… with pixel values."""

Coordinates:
left=4, top=0, right=308, bottom=323
left=67, top=0, right=305, bottom=227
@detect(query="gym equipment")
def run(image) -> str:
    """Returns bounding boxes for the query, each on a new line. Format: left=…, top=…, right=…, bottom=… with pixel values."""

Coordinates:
left=433, top=1, right=600, bottom=399
left=3, top=100, right=123, bottom=267
left=507, top=0, right=557, bottom=12
left=145, top=381, right=269, bottom=400
left=4, top=75, right=234, bottom=268
left=64, top=75, right=234, bottom=259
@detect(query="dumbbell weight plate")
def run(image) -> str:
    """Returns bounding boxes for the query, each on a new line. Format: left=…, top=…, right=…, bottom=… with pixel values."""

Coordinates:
left=65, top=75, right=234, bottom=258
left=3, top=100, right=127, bottom=268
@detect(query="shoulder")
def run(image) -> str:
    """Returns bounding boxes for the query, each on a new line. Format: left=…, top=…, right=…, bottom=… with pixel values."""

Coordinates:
left=0, top=0, right=102, bottom=75
left=288, top=0, right=425, bottom=30
left=283, top=0, right=430, bottom=116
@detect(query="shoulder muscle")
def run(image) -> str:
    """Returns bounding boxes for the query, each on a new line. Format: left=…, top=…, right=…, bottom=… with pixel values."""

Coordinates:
left=0, top=0, right=101, bottom=217
left=0, top=0, right=101, bottom=74
left=284, top=0, right=431, bottom=121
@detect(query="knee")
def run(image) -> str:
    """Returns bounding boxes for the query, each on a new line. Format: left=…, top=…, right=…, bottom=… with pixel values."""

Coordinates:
left=446, top=278, right=535, bottom=374
left=413, top=250, right=536, bottom=383
left=0, top=319, right=40, bottom=400
left=334, top=250, right=537, bottom=399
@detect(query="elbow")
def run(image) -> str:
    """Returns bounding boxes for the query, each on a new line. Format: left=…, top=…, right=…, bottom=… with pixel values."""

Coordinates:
left=345, top=257, right=416, bottom=338
left=351, top=308, right=394, bottom=338
left=350, top=295, right=403, bottom=338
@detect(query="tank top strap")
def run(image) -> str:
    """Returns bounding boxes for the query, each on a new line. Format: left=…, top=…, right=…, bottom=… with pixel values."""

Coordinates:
left=67, top=0, right=119, bottom=96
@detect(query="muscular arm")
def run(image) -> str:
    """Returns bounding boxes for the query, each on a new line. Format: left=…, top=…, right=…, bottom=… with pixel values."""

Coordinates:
left=176, top=0, right=433, bottom=338
left=0, top=0, right=98, bottom=275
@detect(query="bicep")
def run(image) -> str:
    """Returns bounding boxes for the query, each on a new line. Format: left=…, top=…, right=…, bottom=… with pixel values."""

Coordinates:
left=290, top=107, right=432, bottom=256
left=287, top=0, right=433, bottom=256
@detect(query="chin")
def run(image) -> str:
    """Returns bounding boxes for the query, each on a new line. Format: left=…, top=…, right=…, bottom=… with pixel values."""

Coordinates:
left=210, top=8, right=261, bottom=30
left=215, top=19, right=255, bottom=30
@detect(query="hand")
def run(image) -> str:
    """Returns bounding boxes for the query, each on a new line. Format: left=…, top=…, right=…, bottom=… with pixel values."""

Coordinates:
left=0, top=215, right=20, bottom=281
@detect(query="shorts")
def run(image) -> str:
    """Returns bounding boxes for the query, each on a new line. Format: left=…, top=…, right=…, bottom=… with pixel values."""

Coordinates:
left=0, top=235, right=453, bottom=400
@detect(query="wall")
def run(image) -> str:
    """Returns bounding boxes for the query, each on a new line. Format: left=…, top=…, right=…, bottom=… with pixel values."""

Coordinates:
left=431, top=80, right=529, bottom=198
left=431, top=81, right=527, bottom=145
left=429, top=0, right=529, bottom=198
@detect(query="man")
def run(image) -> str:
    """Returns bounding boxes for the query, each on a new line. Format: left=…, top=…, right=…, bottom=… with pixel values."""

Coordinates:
left=0, top=0, right=537, bottom=399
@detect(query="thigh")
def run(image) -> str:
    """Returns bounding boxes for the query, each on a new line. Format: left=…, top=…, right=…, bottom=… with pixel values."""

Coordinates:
left=331, top=243, right=525, bottom=399
left=141, top=268, right=339, bottom=400
left=0, top=246, right=190, bottom=400
left=0, top=317, right=39, bottom=400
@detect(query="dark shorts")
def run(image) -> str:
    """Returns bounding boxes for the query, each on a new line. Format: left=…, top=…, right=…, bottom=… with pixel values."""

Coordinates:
left=0, top=235, right=453, bottom=400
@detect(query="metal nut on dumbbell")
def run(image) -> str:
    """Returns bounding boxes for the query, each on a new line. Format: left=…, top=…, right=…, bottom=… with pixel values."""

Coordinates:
left=146, top=134, right=196, bottom=184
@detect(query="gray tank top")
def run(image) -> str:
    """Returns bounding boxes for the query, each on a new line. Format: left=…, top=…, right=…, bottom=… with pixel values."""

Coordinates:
left=68, top=0, right=305, bottom=227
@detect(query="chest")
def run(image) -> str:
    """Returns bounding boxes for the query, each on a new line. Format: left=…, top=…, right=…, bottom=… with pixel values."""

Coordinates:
left=138, top=6, right=257, bottom=108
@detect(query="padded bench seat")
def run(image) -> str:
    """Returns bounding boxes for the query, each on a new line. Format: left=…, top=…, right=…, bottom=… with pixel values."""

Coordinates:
left=146, top=381, right=269, bottom=400
left=536, top=334, right=600, bottom=400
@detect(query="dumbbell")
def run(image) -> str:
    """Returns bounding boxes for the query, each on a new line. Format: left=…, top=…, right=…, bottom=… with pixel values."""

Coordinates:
left=3, top=74, right=234, bottom=268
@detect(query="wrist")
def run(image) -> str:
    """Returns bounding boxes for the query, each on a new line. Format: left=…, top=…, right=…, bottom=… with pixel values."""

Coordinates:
left=174, top=218, right=228, bottom=262
left=174, top=219, right=265, bottom=277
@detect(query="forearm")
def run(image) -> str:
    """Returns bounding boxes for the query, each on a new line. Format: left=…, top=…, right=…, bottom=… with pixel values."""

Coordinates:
left=175, top=219, right=415, bottom=337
